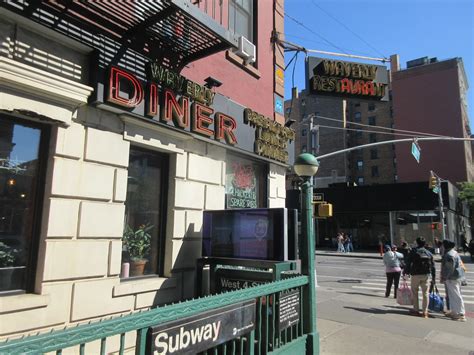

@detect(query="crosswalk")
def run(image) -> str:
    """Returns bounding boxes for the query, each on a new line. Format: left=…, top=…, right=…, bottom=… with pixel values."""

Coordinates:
left=350, top=276, right=474, bottom=305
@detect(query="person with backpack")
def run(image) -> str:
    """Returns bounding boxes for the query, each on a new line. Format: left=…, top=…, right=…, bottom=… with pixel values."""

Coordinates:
left=440, top=240, right=466, bottom=322
left=404, top=237, right=436, bottom=318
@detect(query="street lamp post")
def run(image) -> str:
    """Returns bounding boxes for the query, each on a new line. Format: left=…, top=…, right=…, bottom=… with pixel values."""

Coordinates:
left=294, top=153, right=320, bottom=355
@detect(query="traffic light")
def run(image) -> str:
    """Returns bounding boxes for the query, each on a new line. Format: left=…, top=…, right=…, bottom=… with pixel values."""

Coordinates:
left=429, top=173, right=438, bottom=189
left=318, top=203, right=333, bottom=217
left=431, top=222, right=441, bottom=230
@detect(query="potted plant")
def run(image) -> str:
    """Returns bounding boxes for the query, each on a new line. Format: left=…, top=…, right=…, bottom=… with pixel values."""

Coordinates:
left=0, top=242, right=21, bottom=291
left=122, top=224, right=153, bottom=276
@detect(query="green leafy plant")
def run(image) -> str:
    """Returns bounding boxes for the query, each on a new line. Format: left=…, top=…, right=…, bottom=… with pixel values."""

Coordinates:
left=122, top=224, right=153, bottom=261
left=0, top=242, right=19, bottom=267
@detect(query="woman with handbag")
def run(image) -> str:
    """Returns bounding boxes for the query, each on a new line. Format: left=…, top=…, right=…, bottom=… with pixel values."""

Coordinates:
left=440, top=240, right=466, bottom=322
left=383, top=245, right=404, bottom=298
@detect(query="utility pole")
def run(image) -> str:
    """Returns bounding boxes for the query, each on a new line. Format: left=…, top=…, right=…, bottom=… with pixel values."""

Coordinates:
left=430, top=170, right=447, bottom=240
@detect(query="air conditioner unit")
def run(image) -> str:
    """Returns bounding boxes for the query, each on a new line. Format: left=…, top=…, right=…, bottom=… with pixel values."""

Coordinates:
left=234, top=35, right=256, bottom=64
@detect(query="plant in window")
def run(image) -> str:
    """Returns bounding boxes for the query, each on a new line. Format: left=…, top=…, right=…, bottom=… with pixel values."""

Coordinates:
left=0, top=242, right=19, bottom=268
left=122, top=224, right=153, bottom=276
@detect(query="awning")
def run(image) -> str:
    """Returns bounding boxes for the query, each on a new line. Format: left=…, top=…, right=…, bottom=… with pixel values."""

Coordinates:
left=1, top=0, right=239, bottom=71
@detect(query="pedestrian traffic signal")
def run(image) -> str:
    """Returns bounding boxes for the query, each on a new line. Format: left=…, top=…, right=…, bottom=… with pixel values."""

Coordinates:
left=431, top=222, right=441, bottom=230
left=429, top=174, right=438, bottom=189
left=317, top=203, right=333, bottom=217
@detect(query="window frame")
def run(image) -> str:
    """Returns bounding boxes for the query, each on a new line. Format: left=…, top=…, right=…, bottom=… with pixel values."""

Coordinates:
left=371, top=165, right=379, bottom=177
left=228, top=0, right=256, bottom=43
left=123, top=146, right=169, bottom=278
left=0, top=115, right=50, bottom=294
left=370, top=148, right=378, bottom=160
left=225, top=152, right=268, bottom=209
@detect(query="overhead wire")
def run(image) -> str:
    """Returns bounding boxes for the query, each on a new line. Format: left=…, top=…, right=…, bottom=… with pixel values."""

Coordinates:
left=310, top=1, right=387, bottom=59
left=315, top=124, right=446, bottom=139
left=313, top=114, right=449, bottom=138
left=285, top=33, right=379, bottom=58
left=284, top=12, right=349, bottom=55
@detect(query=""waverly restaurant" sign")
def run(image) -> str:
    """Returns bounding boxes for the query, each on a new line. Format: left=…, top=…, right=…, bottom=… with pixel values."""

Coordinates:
left=306, top=57, right=389, bottom=101
left=92, top=62, right=295, bottom=164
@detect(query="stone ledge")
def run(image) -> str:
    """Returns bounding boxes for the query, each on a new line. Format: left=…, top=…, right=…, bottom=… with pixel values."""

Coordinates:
left=0, top=293, right=50, bottom=314
left=113, top=277, right=177, bottom=297
left=0, top=57, right=93, bottom=108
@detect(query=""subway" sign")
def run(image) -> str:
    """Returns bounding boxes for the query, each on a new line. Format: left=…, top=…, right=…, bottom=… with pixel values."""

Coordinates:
left=149, top=301, right=256, bottom=355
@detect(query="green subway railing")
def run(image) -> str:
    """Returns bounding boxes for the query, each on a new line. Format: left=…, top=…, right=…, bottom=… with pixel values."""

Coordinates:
left=0, top=276, right=309, bottom=354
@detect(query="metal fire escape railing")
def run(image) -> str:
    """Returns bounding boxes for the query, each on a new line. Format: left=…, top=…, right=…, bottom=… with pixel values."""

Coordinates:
left=0, top=0, right=239, bottom=72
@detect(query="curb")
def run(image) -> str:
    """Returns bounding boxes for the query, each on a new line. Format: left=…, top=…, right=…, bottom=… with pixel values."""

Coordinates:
left=315, top=252, right=443, bottom=262
left=315, top=252, right=382, bottom=260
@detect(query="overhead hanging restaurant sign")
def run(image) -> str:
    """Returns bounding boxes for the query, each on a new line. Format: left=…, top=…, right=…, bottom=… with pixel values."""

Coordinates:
left=92, top=62, right=294, bottom=164
left=306, top=57, right=389, bottom=101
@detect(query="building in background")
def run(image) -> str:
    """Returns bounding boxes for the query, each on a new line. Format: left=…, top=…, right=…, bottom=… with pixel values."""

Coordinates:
left=0, top=0, right=290, bottom=341
left=285, top=90, right=396, bottom=187
left=391, top=56, right=473, bottom=184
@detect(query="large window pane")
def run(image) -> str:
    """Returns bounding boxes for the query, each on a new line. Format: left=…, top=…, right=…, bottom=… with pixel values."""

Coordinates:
left=122, top=147, right=168, bottom=278
left=225, top=154, right=266, bottom=209
left=0, top=118, right=44, bottom=292
left=229, top=0, right=254, bottom=42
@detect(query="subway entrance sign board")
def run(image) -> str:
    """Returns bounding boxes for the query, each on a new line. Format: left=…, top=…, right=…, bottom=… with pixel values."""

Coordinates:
left=149, top=301, right=255, bottom=355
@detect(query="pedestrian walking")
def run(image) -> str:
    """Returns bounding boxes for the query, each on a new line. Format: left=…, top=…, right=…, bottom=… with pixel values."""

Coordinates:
left=345, top=233, right=354, bottom=253
left=398, top=241, right=410, bottom=260
left=440, top=240, right=466, bottom=322
left=383, top=245, right=404, bottom=298
left=404, top=237, right=436, bottom=318
left=336, top=233, right=345, bottom=253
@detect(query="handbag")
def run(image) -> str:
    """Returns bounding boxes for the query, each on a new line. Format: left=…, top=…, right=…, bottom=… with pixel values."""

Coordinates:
left=397, top=278, right=413, bottom=306
left=428, top=283, right=444, bottom=312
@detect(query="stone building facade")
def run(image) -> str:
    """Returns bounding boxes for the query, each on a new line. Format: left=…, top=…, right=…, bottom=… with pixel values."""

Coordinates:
left=0, top=0, right=289, bottom=341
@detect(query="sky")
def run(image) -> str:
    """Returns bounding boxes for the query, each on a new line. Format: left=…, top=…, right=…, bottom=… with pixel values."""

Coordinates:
left=284, top=0, right=474, bottom=127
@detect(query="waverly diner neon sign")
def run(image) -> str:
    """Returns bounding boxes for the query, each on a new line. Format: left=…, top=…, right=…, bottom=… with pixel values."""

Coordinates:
left=107, top=65, right=237, bottom=145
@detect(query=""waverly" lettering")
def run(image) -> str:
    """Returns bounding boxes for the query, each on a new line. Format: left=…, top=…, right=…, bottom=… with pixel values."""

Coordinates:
left=154, top=321, right=221, bottom=355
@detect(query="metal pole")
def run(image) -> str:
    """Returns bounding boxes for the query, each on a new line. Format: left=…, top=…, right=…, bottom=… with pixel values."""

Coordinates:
left=438, top=182, right=447, bottom=240
left=301, top=177, right=319, bottom=355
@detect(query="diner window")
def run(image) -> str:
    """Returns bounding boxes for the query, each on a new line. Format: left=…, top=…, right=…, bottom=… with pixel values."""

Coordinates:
left=0, top=116, right=49, bottom=292
left=229, top=0, right=255, bottom=43
left=122, top=147, right=168, bottom=278
left=225, top=154, right=267, bottom=209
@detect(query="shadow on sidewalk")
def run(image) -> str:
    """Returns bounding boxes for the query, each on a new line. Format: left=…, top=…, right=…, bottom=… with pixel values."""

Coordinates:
left=344, top=306, right=407, bottom=316
left=339, top=291, right=384, bottom=298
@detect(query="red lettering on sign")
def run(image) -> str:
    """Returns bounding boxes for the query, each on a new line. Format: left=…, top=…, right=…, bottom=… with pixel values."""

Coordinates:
left=146, top=82, right=159, bottom=117
left=162, top=89, right=189, bottom=129
left=191, top=102, right=214, bottom=138
left=215, top=112, right=237, bottom=145
left=108, top=67, right=143, bottom=108
left=340, top=78, right=351, bottom=94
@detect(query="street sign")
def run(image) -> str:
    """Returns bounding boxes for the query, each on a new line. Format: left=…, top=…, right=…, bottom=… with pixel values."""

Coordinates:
left=313, top=193, right=324, bottom=203
left=411, top=142, right=421, bottom=163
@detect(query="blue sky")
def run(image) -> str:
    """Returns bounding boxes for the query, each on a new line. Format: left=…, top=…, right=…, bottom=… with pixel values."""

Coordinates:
left=284, top=0, right=474, bottom=127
